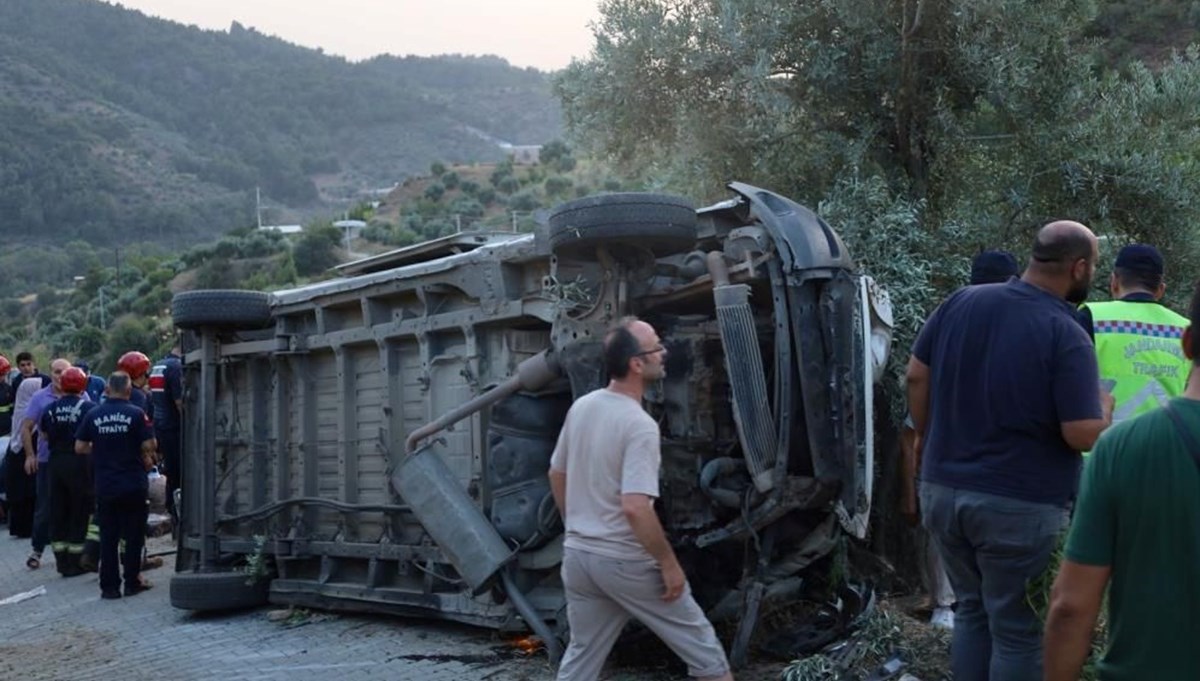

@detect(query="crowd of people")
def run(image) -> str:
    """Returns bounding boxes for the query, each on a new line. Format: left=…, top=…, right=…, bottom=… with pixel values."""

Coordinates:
left=0, top=227, right=1193, bottom=676
left=0, top=344, right=184, bottom=600
left=907, top=224, right=1199, bottom=680
left=548, top=225, right=1197, bottom=681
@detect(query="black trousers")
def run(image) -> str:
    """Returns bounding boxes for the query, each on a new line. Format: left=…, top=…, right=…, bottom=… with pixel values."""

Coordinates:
left=49, top=453, right=92, bottom=551
left=159, top=428, right=181, bottom=518
left=97, top=491, right=147, bottom=593
left=4, top=452, right=35, bottom=538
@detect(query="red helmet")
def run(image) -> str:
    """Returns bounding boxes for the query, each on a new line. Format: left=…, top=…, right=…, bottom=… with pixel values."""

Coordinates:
left=61, top=367, right=88, bottom=395
left=0, top=355, right=9, bottom=376
left=117, top=351, right=152, bottom=380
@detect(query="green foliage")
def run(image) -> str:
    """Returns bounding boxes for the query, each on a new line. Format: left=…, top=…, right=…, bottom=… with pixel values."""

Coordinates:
left=73, top=326, right=105, bottom=360
left=242, top=534, right=270, bottom=585
left=194, top=258, right=240, bottom=290
left=101, top=317, right=161, bottom=372
left=35, top=286, right=61, bottom=310
left=539, top=140, right=571, bottom=166
left=360, top=224, right=392, bottom=243
left=0, top=0, right=561, bottom=248
left=292, top=224, right=342, bottom=276
left=430, top=161, right=447, bottom=177
left=544, top=175, right=574, bottom=198
left=448, top=196, right=485, bottom=220
left=497, top=176, right=521, bottom=194
left=441, top=171, right=460, bottom=189
left=540, top=139, right=578, bottom=173
left=508, top=189, right=541, bottom=212
left=1088, top=1, right=1199, bottom=69
left=781, top=605, right=950, bottom=681
left=424, top=182, right=446, bottom=202
left=556, top=0, right=1200, bottom=415
left=347, top=202, right=374, bottom=222
left=1028, top=534, right=1107, bottom=680
left=490, top=161, right=515, bottom=188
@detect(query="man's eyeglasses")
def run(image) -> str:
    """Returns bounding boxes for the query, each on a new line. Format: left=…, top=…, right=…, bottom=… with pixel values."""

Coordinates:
left=633, top=345, right=665, bottom=357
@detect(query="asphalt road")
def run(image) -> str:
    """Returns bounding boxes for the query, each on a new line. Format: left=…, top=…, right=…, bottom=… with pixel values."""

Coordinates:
left=0, top=527, right=785, bottom=680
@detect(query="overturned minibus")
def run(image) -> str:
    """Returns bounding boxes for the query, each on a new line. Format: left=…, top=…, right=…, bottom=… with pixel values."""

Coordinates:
left=168, top=183, right=893, bottom=663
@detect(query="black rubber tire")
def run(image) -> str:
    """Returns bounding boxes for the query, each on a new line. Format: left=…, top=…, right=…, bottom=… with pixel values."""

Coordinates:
left=170, top=571, right=271, bottom=611
left=548, top=193, right=698, bottom=257
left=172, top=289, right=272, bottom=330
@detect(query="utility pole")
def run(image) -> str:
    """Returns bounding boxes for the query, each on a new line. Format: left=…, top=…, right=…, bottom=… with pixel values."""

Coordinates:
left=455, top=214, right=462, bottom=233
left=511, top=211, right=518, bottom=232
left=99, top=287, right=106, bottom=329
left=256, top=186, right=263, bottom=229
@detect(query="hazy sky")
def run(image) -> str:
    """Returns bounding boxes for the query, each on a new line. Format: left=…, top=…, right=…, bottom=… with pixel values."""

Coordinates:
left=106, top=0, right=602, bottom=71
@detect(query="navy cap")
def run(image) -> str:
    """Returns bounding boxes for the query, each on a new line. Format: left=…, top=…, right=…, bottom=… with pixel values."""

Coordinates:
left=73, top=361, right=89, bottom=374
left=1114, top=244, right=1164, bottom=277
left=970, top=250, right=1020, bottom=285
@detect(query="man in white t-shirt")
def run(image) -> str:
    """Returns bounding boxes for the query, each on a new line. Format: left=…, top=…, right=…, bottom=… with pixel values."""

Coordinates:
left=549, top=317, right=733, bottom=681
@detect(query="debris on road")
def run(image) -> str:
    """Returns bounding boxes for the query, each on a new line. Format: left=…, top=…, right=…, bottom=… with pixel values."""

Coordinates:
left=0, top=585, right=47, bottom=606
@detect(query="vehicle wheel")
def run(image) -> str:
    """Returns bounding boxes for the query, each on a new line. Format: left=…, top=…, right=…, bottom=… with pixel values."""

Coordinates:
left=548, top=193, right=697, bottom=258
left=172, top=290, right=273, bottom=330
left=170, top=571, right=271, bottom=611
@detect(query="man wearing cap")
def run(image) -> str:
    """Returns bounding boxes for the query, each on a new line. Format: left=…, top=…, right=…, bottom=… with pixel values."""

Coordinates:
left=968, top=249, right=1020, bottom=286
left=1079, top=244, right=1191, bottom=425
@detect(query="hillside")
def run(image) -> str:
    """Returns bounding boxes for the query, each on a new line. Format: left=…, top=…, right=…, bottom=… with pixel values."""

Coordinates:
left=0, top=0, right=561, bottom=247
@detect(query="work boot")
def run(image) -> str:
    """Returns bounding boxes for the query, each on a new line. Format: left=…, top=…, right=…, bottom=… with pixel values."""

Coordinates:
left=54, top=550, right=71, bottom=576
left=80, top=542, right=99, bottom=572
left=61, top=553, right=85, bottom=578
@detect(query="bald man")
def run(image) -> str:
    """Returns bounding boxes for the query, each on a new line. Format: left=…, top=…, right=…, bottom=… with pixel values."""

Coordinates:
left=906, top=221, right=1114, bottom=681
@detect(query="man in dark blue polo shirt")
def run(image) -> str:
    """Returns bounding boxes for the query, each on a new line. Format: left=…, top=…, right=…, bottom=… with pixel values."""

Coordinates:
left=75, top=372, right=156, bottom=600
left=906, top=221, right=1114, bottom=681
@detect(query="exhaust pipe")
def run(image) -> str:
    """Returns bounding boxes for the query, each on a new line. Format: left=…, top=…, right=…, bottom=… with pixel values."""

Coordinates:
left=405, top=350, right=560, bottom=454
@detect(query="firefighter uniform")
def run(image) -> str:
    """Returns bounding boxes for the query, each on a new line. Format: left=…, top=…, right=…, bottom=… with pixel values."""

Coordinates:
left=75, top=385, right=155, bottom=599
left=41, top=386, right=96, bottom=577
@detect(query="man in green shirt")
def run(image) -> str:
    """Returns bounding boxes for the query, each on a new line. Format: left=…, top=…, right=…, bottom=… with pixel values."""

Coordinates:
left=1044, top=280, right=1200, bottom=681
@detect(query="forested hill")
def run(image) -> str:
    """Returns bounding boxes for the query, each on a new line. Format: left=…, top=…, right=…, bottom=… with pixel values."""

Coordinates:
left=0, top=0, right=562, bottom=247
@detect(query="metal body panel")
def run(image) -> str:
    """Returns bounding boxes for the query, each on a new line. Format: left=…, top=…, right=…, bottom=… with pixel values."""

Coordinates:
left=175, top=184, right=892, bottom=637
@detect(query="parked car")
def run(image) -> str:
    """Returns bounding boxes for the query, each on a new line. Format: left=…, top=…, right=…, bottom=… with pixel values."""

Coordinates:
left=169, top=183, right=893, bottom=663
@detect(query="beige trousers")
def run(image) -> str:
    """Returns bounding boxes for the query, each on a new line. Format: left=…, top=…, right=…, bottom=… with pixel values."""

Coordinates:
left=555, top=547, right=730, bottom=681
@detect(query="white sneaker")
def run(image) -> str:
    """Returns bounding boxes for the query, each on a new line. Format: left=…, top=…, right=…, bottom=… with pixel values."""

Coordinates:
left=930, top=606, right=954, bottom=630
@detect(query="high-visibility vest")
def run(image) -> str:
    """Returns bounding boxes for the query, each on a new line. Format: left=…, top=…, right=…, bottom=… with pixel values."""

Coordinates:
left=1087, top=300, right=1192, bottom=424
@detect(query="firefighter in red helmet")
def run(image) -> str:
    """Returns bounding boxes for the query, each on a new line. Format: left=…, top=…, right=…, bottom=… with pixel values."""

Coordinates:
left=42, top=367, right=96, bottom=576
left=117, top=352, right=154, bottom=418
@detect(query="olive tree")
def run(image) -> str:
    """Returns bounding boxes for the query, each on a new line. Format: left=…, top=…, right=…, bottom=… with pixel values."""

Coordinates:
left=557, top=0, right=1200, bottom=574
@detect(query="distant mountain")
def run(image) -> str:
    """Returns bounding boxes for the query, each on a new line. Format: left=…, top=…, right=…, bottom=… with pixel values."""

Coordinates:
left=0, top=0, right=562, bottom=247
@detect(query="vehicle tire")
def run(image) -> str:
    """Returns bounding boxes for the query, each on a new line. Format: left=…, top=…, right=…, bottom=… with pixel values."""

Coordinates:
left=170, top=571, right=271, bottom=611
left=548, top=193, right=698, bottom=257
left=172, top=290, right=273, bottom=330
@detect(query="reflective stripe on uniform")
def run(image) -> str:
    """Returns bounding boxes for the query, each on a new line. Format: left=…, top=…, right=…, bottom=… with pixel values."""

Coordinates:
left=1086, top=300, right=1191, bottom=425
